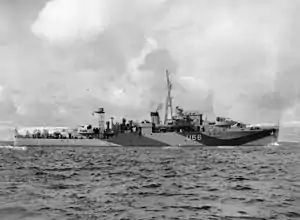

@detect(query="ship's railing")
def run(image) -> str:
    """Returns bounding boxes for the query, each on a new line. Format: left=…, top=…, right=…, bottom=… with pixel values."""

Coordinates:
left=15, top=134, right=89, bottom=139
left=15, top=131, right=95, bottom=139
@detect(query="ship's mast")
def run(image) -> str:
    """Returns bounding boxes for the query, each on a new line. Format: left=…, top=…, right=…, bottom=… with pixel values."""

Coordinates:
left=164, top=69, right=173, bottom=124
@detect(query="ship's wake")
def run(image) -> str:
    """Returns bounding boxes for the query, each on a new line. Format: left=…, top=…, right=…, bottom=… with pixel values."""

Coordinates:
left=271, top=142, right=280, bottom=146
left=162, top=146, right=181, bottom=149
left=217, top=146, right=236, bottom=149
left=0, top=145, right=27, bottom=150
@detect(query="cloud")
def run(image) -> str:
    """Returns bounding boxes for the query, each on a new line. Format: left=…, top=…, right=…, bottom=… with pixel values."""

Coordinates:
left=31, top=0, right=111, bottom=43
left=153, top=0, right=300, bottom=123
left=0, top=0, right=300, bottom=138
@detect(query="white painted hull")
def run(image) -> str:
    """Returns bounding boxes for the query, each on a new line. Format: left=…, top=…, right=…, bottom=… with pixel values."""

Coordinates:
left=14, top=138, right=120, bottom=147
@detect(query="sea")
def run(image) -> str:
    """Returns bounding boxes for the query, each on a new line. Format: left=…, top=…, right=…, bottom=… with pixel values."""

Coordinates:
left=0, top=143, right=300, bottom=220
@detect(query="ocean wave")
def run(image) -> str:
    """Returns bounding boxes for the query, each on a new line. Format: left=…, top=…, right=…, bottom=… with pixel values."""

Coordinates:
left=0, top=145, right=299, bottom=219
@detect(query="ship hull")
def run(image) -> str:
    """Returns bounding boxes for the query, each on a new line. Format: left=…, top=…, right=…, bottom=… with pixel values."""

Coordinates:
left=14, top=128, right=278, bottom=147
left=180, top=128, right=277, bottom=146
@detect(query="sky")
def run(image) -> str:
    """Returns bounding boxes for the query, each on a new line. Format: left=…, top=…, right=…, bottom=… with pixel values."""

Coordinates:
left=1, top=0, right=300, bottom=138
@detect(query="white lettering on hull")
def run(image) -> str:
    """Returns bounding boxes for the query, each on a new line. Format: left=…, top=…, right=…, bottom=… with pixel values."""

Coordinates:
left=186, top=134, right=202, bottom=141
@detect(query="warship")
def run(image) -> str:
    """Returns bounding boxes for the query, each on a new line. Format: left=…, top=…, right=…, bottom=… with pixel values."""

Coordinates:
left=13, top=70, right=279, bottom=147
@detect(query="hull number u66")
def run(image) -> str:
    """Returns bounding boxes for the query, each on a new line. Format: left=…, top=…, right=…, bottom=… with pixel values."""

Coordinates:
left=187, top=134, right=202, bottom=141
